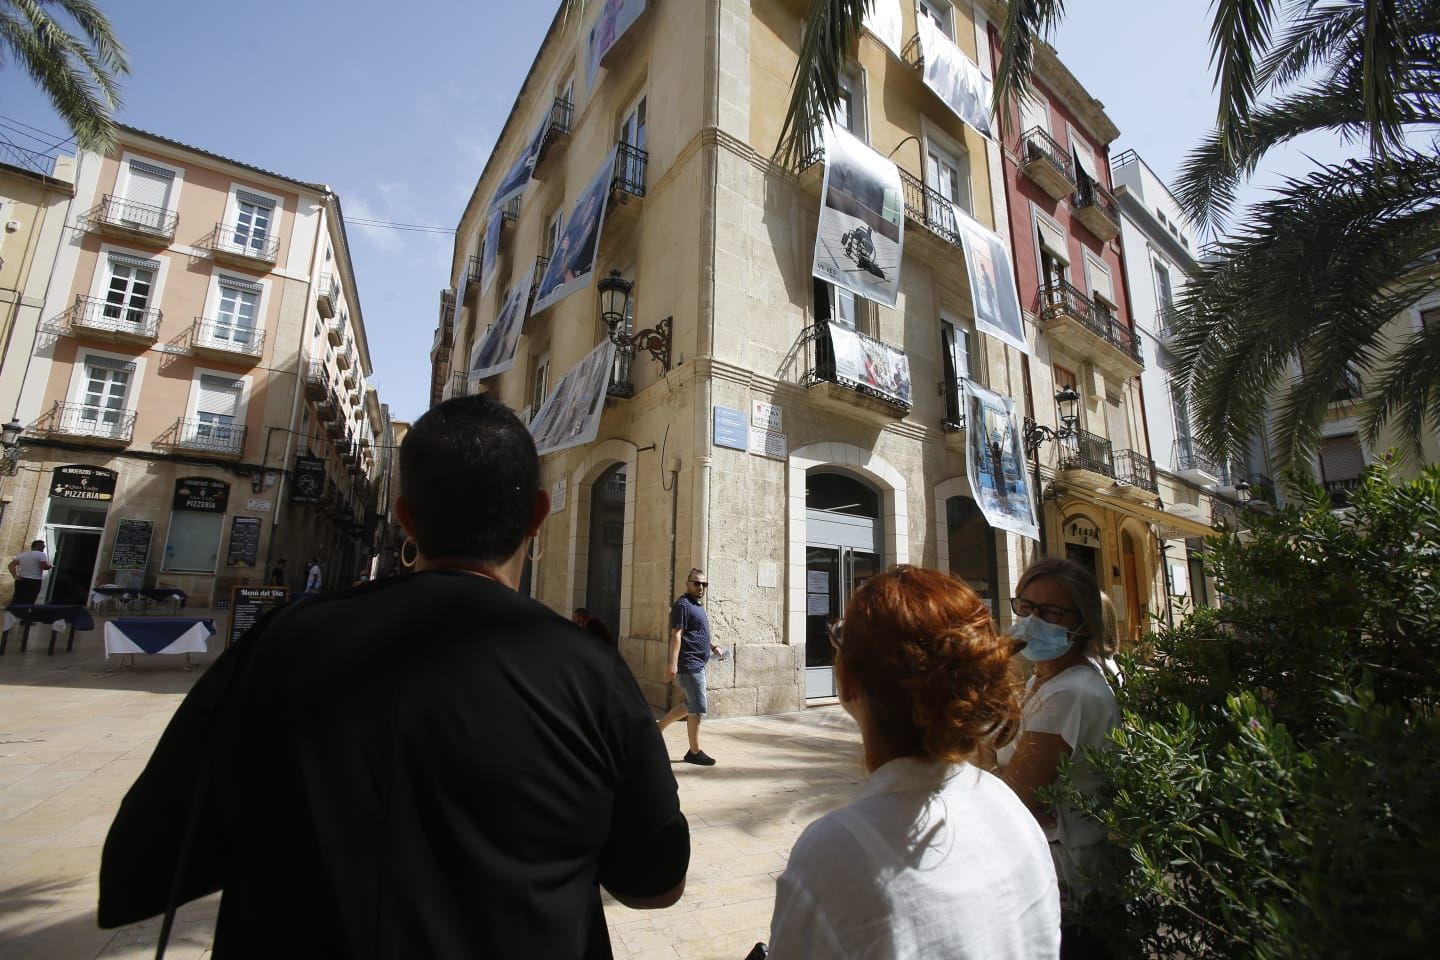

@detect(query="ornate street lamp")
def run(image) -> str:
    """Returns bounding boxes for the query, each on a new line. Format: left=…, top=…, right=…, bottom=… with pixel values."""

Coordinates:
left=596, top=269, right=672, bottom=372
left=1022, top=387, right=1082, bottom=456
left=1, top=418, right=24, bottom=475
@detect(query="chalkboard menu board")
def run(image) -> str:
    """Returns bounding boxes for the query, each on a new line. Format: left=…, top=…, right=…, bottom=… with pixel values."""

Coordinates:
left=228, top=586, right=289, bottom=648
left=111, top=518, right=153, bottom=571
left=226, top=516, right=262, bottom=567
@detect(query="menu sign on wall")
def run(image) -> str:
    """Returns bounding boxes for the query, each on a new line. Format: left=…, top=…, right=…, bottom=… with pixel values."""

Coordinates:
left=50, top=465, right=117, bottom=501
left=226, top=516, right=262, bottom=567
left=110, top=518, right=153, bottom=571
left=173, top=477, right=229, bottom=513
left=227, top=586, right=290, bottom=648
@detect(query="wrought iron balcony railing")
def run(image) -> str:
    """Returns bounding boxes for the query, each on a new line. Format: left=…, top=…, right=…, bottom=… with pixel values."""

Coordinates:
left=612, top=142, right=648, bottom=197
left=66, top=295, right=162, bottom=340
left=304, top=360, right=329, bottom=397
left=801, top=322, right=913, bottom=414
left=541, top=97, right=573, bottom=147
left=1038, top=280, right=1143, bottom=365
left=191, top=318, right=265, bottom=358
left=1021, top=127, right=1075, bottom=183
left=898, top=169, right=961, bottom=246
left=317, top=274, right=338, bottom=317
left=174, top=419, right=246, bottom=456
left=1058, top=427, right=1114, bottom=477
left=207, top=221, right=279, bottom=263
left=467, top=254, right=483, bottom=286
left=1174, top=436, right=1217, bottom=475
left=1075, top=178, right=1121, bottom=226
left=84, top=194, right=177, bottom=240
left=502, top=197, right=520, bottom=222
left=1114, top=448, right=1159, bottom=493
left=43, top=401, right=136, bottom=443
left=1324, top=475, right=1364, bottom=506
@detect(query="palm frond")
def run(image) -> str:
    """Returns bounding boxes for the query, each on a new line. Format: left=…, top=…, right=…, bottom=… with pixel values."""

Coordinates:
left=1364, top=305, right=1440, bottom=462
left=1359, top=0, right=1406, bottom=151
left=1209, top=0, right=1281, bottom=159
left=992, top=0, right=1067, bottom=137
left=1257, top=0, right=1365, bottom=92
left=774, top=0, right=870, bottom=169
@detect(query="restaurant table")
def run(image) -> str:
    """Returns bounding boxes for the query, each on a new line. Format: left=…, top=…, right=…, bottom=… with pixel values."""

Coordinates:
left=90, top=585, right=188, bottom=613
left=1, top=604, right=96, bottom=655
left=105, top=617, right=214, bottom=669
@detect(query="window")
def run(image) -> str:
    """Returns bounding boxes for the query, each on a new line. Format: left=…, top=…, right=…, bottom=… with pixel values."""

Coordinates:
left=191, top=374, right=243, bottom=448
left=1053, top=363, right=1077, bottom=392
left=1420, top=306, right=1438, bottom=330
left=212, top=277, right=260, bottom=345
left=530, top=354, right=551, bottom=412
left=1037, top=215, right=1068, bottom=292
left=78, top=355, right=133, bottom=437
left=916, top=0, right=954, bottom=40
left=813, top=278, right=870, bottom=334
left=163, top=509, right=223, bottom=573
left=1319, top=434, right=1366, bottom=504
left=231, top=190, right=275, bottom=251
left=836, top=67, right=866, bottom=139
left=947, top=496, right=999, bottom=618
left=941, top=319, right=972, bottom=424
left=926, top=139, right=970, bottom=218
left=1019, top=91, right=1048, bottom=135
left=1170, top=380, right=1193, bottom=440
left=121, top=158, right=175, bottom=227
left=1085, top=255, right=1116, bottom=323
left=617, top=93, right=648, bottom=191
left=557, top=74, right=574, bottom=107
left=1153, top=261, right=1174, bottom=310
left=543, top=210, right=564, bottom=260
left=102, top=254, right=157, bottom=327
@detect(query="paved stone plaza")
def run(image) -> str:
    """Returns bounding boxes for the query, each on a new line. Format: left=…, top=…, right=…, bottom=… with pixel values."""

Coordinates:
left=0, top=617, right=863, bottom=959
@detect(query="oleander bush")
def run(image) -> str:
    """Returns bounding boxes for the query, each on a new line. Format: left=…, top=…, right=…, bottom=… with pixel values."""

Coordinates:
left=1062, top=463, right=1440, bottom=959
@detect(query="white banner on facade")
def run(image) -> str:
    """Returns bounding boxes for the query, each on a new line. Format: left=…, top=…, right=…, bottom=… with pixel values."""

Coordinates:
left=863, top=0, right=903, bottom=56
left=966, top=382, right=1039, bottom=541
left=953, top=208, right=1028, bottom=355
left=470, top=263, right=534, bottom=380
left=490, top=112, right=549, bottom=213
left=479, top=212, right=503, bottom=295
left=587, top=0, right=647, bottom=90
left=826, top=323, right=912, bottom=408
left=916, top=14, right=995, bottom=140
left=533, top=147, right=616, bottom=314
left=529, top=340, right=618, bottom=456
left=812, top=125, right=904, bottom=308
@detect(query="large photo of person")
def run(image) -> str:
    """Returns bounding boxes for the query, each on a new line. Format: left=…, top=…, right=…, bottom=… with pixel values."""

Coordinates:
left=533, top=147, right=617, bottom=313
left=916, top=13, right=995, bottom=140
left=954, top=209, right=1028, bottom=355
left=490, top=112, right=549, bottom=213
left=470, top=264, right=535, bottom=380
left=479, top=212, right=503, bottom=295
left=529, top=340, right=618, bottom=456
left=828, top=322, right=913, bottom=408
left=863, top=0, right=903, bottom=57
left=966, top=382, right=1039, bottom=541
left=812, top=124, right=905, bottom=308
left=587, top=0, right=647, bottom=90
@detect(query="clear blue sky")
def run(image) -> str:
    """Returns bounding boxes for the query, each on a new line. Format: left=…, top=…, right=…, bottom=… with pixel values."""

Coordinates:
left=1, top=0, right=1360, bottom=421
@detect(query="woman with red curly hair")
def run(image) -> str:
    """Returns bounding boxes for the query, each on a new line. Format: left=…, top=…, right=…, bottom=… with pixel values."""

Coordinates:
left=767, top=565, right=1060, bottom=958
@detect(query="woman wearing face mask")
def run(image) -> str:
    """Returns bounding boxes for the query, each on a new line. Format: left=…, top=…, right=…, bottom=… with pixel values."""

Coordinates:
left=996, top=558, right=1120, bottom=919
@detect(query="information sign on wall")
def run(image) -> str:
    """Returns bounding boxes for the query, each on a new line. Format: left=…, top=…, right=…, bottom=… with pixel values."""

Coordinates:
left=748, top=429, right=788, bottom=461
left=751, top=400, right=782, bottom=431
left=713, top=406, right=749, bottom=451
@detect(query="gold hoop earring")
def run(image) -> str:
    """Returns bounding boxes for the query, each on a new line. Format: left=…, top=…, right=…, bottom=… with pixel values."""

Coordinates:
left=400, top=537, right=419, bottom=569
left=526, top=536, right=543, bottom=563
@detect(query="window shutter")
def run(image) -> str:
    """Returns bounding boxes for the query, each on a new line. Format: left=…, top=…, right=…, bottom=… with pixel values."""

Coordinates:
left=1037, top=217, right=1067, bottom=260
left=197, top=375, right=241, bottom=416
left=126, top=161, right=174, bottom=209
left=236, top=189, right=275, bottom=209
left=87, top=355, right=136, bottom=373
left=1085, top=256, right=1115, bottom=303
left=1071, top=139, right=1099, bottom=182
left=107, top=252, right=161, bottom=271
left=1020, top=92, right=1048, bottom=133
left=1320, top=436, right=1365, bottom=482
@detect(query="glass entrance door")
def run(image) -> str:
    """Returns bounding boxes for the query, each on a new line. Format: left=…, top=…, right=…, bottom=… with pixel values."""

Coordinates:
left=804, top=544, right=880, bottom=698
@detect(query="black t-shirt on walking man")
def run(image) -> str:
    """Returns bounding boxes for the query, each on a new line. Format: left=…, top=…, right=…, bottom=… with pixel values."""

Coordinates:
left=99, top=570, right=689, bottom=958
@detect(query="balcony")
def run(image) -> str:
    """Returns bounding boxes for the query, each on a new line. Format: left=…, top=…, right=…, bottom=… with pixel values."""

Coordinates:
left=1073, top=179, right=1121, bottom=242
left=1174, top=436, right=1219, bottom=485
left=303, top=360, right=329, bottom=400
left=335, top=343, right=352, bottom=370
left=171, top=419, right=246, bottom=459
left=326, top=316, right=344, bottom=346
left=341, top=365, right=356, bottom=389
left=898, top=169, right=964, bottom=261
left=65, top=295, right=162, bottom=346
left=531, top=97, right=574, bottom=179
left=465, top=254, right=484, bottom=299
left=325, top=414, right=346, bottom=440
left=82, top=194, right=176, bottom=244
left=527, top=254, right=550, bottom=309
left=1114, top=448, right=1159, bottom=497
left=205, top=221, right=279, bottom=268
left=1058, top=427, right=1115, bottom=489
left=800, top=322, right=912, bottom=421
left=315, top=392, right=339, bottom=421
left=1324, top=475, right=1363, bottom=507
left=37, top=401, right=135, bottom=448
left=316, top=274, right=338, bottom=318
left=339, top=441, right=357, bottom=465
left=1020, top=128, right=1076, bottom=201
left=1037, top=281, right=1143, bottom=381
left=605, top=142, right=648, bottom=233
left=190, top=318, right=264, bottom=364
left=451, top=370, right=472, bottom=398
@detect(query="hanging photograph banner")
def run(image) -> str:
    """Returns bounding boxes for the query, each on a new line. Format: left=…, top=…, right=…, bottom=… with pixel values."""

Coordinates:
left=587, top=0, right=647, bottom=90
left=812, top=125, right=904, bottom=308
left=954, top=208, right=1029, bottom=355
left=529, top=340, right=618, bottom=456
left=916, top=14, right=995, bottom=140
left=489, top=112, right=549, bottom=213
left=966, top=383, right=1039, bottom=541
left=826, top=323, right=912, bottom=408
left=480, top=212, right=503, bottom=295
left=470, top=263, right=535, bottom=380
left=533, top=147, right=616, bottom=313
left=863, top=0, right=903, bottom=56
left=290, top=456, right=325, bottom=504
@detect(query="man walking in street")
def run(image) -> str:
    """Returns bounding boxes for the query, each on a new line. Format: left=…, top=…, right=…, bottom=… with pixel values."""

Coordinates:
left=8, top=540, right=51, bottom=605
left=660, top=568, right=719, bottom=766
left=304, top=557, right=322, bottom=594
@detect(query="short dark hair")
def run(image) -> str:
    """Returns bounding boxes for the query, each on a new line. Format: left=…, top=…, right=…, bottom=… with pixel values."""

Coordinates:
left=30, top=540, right=44, bottom=549
left=400, top=395, right=539, bottom=565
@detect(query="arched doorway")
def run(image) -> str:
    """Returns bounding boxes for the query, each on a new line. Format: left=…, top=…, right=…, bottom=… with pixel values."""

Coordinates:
left=1121, top=528, right=1143, bottom=643
left=946, top=496, right=999, bottom=619
left=804, top=470, right=881, bottom=698
left=585, top=463, right=626, bottom=637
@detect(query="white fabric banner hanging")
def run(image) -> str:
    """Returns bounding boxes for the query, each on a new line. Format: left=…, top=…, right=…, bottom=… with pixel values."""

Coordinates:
left=529, top=340, right=618, bottom=456
left=953, top=207, right=1029, bottom=356
left=812, top=124, right=905, bottom=308
left=825, top=323, right=912, bottom=408
left=480, top=213, right=503, bottom=296
left=863, top=0, right=903, bottom=56
left=469, top=263, right=535, bottom=380
left=966, top=382, right=1039, bottom=541
left=533, top=147, right=617, bottom=313
left=916, top=14, right=996, bottom=140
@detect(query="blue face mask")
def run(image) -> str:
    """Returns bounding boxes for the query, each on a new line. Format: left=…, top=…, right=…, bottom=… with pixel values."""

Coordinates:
left=1008, top=615, right=1075, bottom=662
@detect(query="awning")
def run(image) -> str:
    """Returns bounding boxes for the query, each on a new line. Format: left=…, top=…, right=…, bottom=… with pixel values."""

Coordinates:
left=1056, top=486, right=1217, bottom=539
left=1072, top=144, right=1100, bottom=183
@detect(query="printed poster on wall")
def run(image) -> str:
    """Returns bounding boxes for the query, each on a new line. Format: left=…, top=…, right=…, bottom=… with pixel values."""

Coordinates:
left=489, top=112, right=550, bottom=213
left=826, top=323, right=912, bottom=408
left=916, top=14, right=995, bottom=140
left=953, top=209, right=1028, bottom=355
left=529, top=340, right=618, bottom=456
left=532, top=147, right=616, bottom=313
left=966, top=382, right=1039, bottom=541
left=812, top=125, right=904, bottom=308
left=863, top=0, right=903, bottom=57
left=587, top=0, right=647, bottom=90
left=480, top=212, right=503, bottom=295
left=470, top=263, right=535, bottom=380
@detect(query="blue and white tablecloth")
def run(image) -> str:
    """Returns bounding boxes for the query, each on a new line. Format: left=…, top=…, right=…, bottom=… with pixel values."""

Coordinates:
left=104, top=618, right=214, bottom=658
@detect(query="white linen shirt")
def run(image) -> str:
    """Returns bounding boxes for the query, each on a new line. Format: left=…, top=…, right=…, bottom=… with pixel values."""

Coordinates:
left=769, top=757, right=1060, bottom=960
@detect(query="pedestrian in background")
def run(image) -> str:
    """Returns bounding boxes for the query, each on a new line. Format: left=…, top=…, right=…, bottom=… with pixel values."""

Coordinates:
left=269, top=558, right=286, bottom=588
left=659, top=568, right=721, bottom=766
left=8, top=540, right=51, bottom=605
left=304, top=559, right=322, bottom=594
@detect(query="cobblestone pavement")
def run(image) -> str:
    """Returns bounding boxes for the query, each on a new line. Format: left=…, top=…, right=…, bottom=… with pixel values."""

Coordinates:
left=0, top=620, right=863, bottom=958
